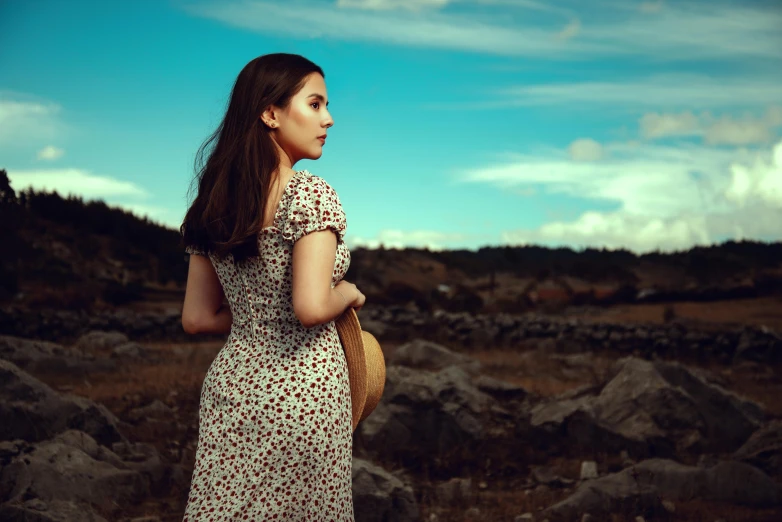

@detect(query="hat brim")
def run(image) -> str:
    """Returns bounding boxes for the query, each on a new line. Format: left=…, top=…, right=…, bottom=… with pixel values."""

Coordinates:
left=334, top=307, right=368, bottom=432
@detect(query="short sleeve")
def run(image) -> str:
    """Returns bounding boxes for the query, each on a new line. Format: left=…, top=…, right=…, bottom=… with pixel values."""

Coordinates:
left=282, top=174, right=347, bottom=244
left=185, top=245, right=206, bottom=256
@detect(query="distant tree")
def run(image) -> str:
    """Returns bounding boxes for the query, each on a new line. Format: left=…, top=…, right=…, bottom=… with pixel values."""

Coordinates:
left=0, top=169, right=17, bottom=204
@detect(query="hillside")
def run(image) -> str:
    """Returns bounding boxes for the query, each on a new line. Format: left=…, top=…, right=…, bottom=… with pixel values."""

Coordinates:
left=2, top=169, right=781, bottom=317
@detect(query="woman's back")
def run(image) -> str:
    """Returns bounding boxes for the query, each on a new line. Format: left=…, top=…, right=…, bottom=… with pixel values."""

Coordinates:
left=188, top=169, right=350, bottom=326
left=182, top=169, right=355, bottom=521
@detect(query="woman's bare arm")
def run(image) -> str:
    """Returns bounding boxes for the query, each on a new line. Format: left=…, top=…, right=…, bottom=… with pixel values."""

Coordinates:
left=291, top=230, right=352, bottom=328
left=181, top=254, right=232, bottom=335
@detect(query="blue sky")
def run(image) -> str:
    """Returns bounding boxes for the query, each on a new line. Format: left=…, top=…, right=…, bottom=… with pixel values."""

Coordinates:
left=2, top=0, right=781, bottom=253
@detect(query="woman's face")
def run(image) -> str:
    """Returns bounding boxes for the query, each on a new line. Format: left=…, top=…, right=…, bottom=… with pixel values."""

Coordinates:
left=266, top=73, right=333, bottom=168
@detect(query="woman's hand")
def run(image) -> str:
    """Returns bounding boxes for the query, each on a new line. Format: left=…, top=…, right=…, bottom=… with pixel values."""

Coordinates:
left=336, top=280, right=366, bottom=311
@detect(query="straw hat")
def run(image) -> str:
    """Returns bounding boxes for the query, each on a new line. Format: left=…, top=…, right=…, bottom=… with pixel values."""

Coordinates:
left=334, top=307, right=386, bottom=432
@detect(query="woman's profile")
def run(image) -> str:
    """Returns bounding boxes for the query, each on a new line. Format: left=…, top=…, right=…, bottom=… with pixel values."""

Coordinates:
left=179, top=53, right=365, bottom=521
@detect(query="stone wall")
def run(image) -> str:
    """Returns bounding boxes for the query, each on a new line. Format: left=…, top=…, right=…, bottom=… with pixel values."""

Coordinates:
left=1, top=304, right=779, bottom=364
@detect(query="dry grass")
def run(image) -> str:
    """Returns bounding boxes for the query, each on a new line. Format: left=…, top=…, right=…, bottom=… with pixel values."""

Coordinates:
left=27, top=311, right=782, bottom=521
left=581, top=296, right=782, bottom=332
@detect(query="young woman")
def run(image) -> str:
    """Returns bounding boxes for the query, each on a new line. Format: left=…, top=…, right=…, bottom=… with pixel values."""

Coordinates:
left=180, top=53, right=365, bottom=521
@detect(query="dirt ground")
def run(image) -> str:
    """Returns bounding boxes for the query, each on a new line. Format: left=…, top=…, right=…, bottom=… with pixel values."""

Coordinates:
left=33, top=298, right=782, bottom=521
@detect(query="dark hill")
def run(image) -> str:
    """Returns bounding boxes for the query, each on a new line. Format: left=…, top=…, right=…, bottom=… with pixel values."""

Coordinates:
left=1, top=169, right=780, bottom=315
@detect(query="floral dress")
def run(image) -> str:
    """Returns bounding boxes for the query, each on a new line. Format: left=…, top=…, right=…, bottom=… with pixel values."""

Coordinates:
left=182, top=170, right=353, bottom=521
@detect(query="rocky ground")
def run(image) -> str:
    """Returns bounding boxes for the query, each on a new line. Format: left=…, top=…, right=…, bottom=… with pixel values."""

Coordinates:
left=1, top=303, right=781, bottom=521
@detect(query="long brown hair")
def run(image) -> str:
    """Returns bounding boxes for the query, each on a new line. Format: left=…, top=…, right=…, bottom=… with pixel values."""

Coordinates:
left=180, top=53, right=324, bottom=262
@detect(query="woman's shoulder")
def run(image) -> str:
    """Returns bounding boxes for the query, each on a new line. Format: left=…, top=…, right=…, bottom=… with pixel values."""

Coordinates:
left=294, top=169, right=340, bottom=198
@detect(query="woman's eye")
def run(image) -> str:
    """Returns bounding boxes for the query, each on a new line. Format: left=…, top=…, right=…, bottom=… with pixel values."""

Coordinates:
left=311, top=102, right=319, bottom=109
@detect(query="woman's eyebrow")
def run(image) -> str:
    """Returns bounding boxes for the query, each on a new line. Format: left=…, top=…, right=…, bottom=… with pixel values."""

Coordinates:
left=308, top=93, right=329, bottom=106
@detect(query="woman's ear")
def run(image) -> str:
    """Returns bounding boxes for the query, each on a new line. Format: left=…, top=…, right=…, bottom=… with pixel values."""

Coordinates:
left=261, top=107, right=277, bottom=128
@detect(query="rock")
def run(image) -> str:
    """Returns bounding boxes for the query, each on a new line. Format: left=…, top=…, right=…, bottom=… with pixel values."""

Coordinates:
left=434, top=477, right=475, bottom=507
left=542, top=458, right=782, bottom=520
left=630, top=458, right=781, bottom=506
left=126, top=399, right=174, bottom=423
left=357, top=365, right=520, bottom=474
left=352, top=458, right=419, bottom=522
left=0, top=499, right=109, bottom=521
left=474, top=374, right=528, bottom=401
left=531, top=466, right=574, bottom=488
left=515, top=514, right=534, bottom=522
left=388, top=339, right=481, bottom=374
left=358, top=318, right=388, bottom=339
left=531, top=357, right=764, bottom=459
left=74, top=330, right=130, bottom=352
left=111, top=342, right=145, bottom=359
left=0, top=436, right=149, bottom=513
left=463, top=507, right=481, bottom=520
left=733, top=419, right=782, bottom=477
left=0, top=335, right=114, bottom=375
left=0, top=359, right=126, bottom=446
left=580, top=461, right=598, bottom=480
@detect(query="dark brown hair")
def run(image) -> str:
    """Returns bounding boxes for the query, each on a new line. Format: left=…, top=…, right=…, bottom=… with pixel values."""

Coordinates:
left=180, top=53, right=324, bottom=262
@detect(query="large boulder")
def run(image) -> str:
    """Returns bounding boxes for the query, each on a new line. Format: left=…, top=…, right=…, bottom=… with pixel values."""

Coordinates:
left=541, top=458, right=782, bottom=520
left=733, top=419, right=782, bottom=477
left=0, top=433, right=148, bottom=513
left=0, top=359, right=125, bottom=446
left=0, top=499, right=108, bottom=522
left=531, top=357, right=764, bottom=458
left=0, top=335, right=115, bottom=376
left=357, top=363, right=526, bottom=475
left=388, top=339, right=482, bottom=374
left=352, top=458, right=419, bottom=522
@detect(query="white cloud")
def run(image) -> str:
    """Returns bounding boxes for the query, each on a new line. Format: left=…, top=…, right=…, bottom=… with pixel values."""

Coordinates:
left=183, top=0, right=782, bottom=60
left=347, top=229, right=474, bottom=250
left=640, top=111, right=700, bottom=139
left=499, top=75, right=782, bottom=111
left=502, top=212, right=711, bottom=253
left=6, top=167, right=185, bottom=228
left=568, top=138, right=603, bottom=161
left=459, top=139, right=782, bottom=253
left=336, top=0, right=449, bottom=11
left=7, top=168, right=149, bottom=200
left=725, top=140, right=782, bottom=207
left=639, top=0, right=664, bottom=13
left=556, top=18, right=580, bottom=40
left=0, top=96, right=65, bottom=144
left=36, top=145, right=65, bottom=161
left=639, top=106, right=782, bottom=145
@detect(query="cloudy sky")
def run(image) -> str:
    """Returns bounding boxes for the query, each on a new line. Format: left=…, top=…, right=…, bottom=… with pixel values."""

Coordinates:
left=1, top=0, right=781, bottom=252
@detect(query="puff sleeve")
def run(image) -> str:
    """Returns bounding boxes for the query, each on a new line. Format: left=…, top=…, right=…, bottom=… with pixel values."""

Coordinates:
left=282, top=174, right=347, bottom=244
left=185, top=244, right=206, bottom=256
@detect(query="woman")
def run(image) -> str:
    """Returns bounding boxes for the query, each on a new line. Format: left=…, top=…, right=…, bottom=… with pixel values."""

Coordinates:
left=180, top=53, right=365, bottom=521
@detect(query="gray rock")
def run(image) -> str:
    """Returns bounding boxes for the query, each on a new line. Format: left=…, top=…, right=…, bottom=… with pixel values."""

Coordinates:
left=126, top=399, right=174, bottom=423
left=531, top=466, right=574, bottom=488
left=434, top=477, right=475, bottom=507
left=530, top=357, right=764, bottom=458
left=0, top=359, right=126, bottom=445
left=352, top=458, right=419, bottom=522
left=357, top=365, right=518, bottom=474
left=0, top=499, right=108, bottom=521
left=579, top=461, right=598, bottom=481
left=0, top=335, right=114, bottom=375
left=74, top=330, right=129, bottom=352
left=0, top=437, right=148, bottom=512
left=542, top=458, right=781, bottom=520
left=388, top=339, right=481, bottom=374
left=111, top=342, right=145, bottom=359
left=733, top=419, right=782, bottom=477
